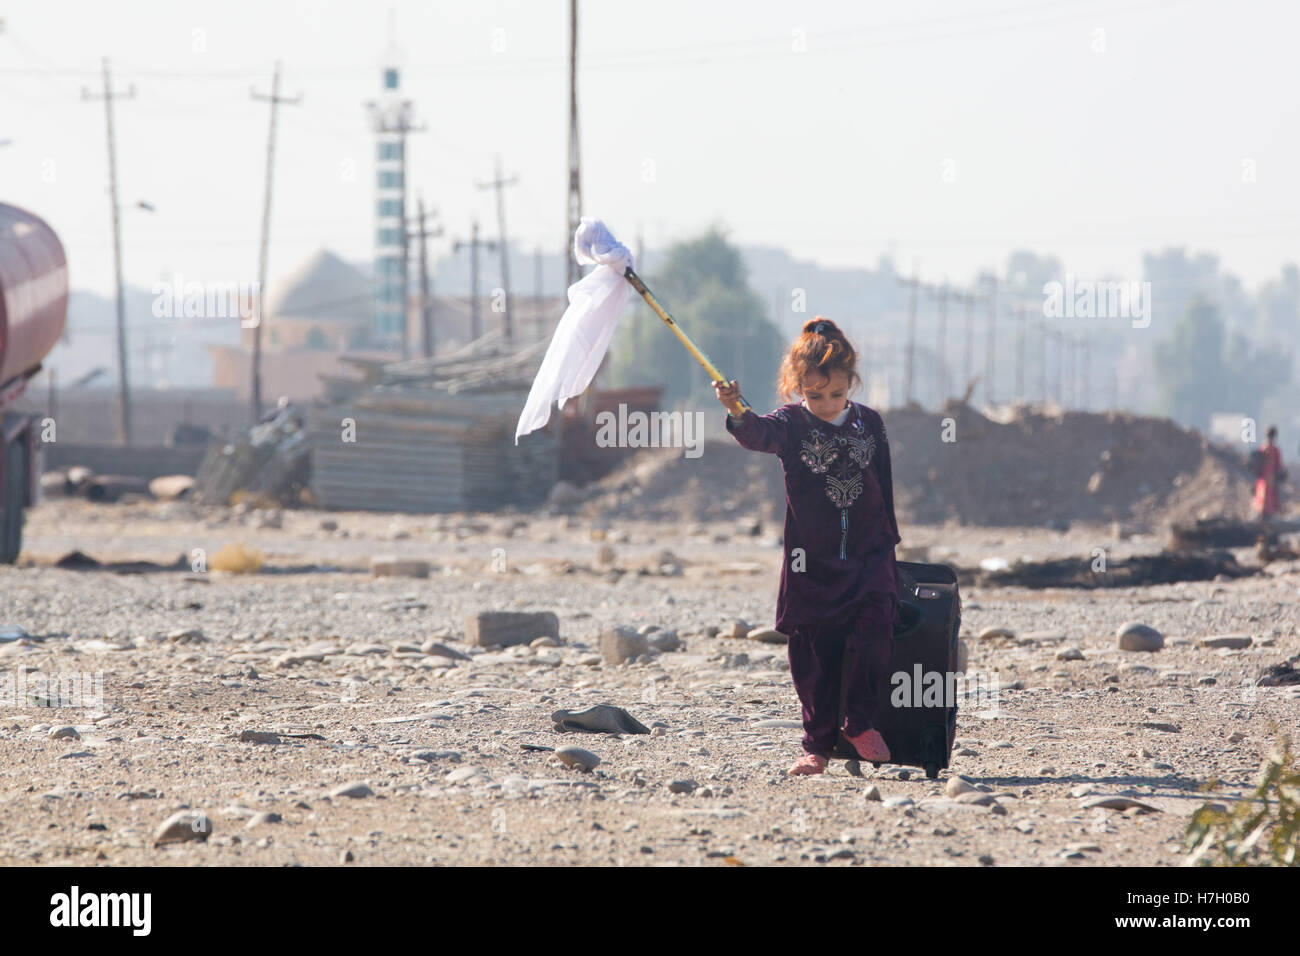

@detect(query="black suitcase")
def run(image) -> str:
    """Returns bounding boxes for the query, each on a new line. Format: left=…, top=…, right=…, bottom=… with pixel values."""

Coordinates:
left=832, top=561, right=962, bottom=779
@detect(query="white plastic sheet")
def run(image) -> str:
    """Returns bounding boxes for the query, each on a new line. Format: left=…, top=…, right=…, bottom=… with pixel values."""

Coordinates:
left=514, top=218, right=634, bottom=444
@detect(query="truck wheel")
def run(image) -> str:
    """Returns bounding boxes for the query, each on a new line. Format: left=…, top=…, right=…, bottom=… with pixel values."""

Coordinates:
left=1, top=438, right=26, bottom=564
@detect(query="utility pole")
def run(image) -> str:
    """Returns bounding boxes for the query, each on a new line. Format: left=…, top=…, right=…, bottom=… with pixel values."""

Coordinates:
left=984, top=277, right=998, bottom=408
left=534, top=247, right=545, bottom=341
left=932, top=282, right=949, bottom=406
left=1039, top=321, right=1048, bottom=404
left=477, top=154, right=519, bottom=342
left=959, top=289, right=976, bottom=399
left=1015, top=302, right=1026, bottom=402
left=82, top=58, right=134, bottom=445
left=1076, top=332, right=1086, bottom=411
left=454, top=221, right=496, bottom=342
left=566, top=0, right=582, bottom=288
left=250, top=62, right=301, bottom=422
left=899, top=265, right=920, bottom=407
left=408, top=196, right=442, bottom=358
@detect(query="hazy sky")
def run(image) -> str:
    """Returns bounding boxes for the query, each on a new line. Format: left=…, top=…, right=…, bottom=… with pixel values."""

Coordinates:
left=2, top=0, right=1296, bottom=301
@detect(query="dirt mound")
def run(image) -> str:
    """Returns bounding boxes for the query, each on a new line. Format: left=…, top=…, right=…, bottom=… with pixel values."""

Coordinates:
left=576, top=403, right=1256, bottom=531
left=886, top=402, right=1254, bottom=529
left=578, top=442, right=785, bottom=526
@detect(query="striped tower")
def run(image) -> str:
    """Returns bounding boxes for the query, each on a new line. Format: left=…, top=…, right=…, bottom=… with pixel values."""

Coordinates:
left=366, top=24, right=420, bottom=353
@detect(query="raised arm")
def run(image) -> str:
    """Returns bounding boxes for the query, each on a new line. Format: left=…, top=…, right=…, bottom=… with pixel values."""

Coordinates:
left=725, top=405, right=793, bottom=457
left=714, top=379, right=792, bottom=457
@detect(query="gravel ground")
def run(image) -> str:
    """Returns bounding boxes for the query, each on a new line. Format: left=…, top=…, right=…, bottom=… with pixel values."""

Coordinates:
left=0, top=498, right=1296, bottom=867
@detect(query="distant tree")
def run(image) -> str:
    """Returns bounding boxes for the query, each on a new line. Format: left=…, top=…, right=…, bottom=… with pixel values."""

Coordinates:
left=1153, top=296, right=1291, bottom=429
left=606, top=227, right=783, bottom=411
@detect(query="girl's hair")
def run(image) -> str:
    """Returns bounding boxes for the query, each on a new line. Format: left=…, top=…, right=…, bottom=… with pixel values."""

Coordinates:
left=776, top=316, right=861, bottom=400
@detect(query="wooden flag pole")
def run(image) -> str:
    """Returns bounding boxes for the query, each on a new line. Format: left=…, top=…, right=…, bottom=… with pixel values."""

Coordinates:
left=621, top=266, right=752, bottom=417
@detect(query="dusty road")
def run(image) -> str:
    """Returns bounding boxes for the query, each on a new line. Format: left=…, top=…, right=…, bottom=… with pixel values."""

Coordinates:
left=0, top=498, right=1295, bottom=866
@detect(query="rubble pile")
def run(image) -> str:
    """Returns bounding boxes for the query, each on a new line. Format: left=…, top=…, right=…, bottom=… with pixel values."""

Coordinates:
left=577, top=402, right=1257, bottom=531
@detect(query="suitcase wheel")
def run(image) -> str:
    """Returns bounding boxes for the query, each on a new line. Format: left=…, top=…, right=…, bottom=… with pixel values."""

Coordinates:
left=845, top=759, right=862, bottom=777
left=924, top=762, right=939, bottom=780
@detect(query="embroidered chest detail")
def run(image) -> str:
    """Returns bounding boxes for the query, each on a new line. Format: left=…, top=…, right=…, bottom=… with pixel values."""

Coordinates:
left=797, top=416, right=876, bottom=509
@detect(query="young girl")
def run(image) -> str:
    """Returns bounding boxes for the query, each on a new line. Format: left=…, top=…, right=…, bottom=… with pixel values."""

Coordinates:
left=713, top=316, right=901, bottom=776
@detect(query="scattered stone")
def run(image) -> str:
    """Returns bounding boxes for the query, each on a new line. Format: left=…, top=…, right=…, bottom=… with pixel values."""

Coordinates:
left=725, top=619, right=750, bottom=640
left=668, top=779, right=697, bottom=794
left=166, top=628, right=207, bottom=644
left=945, top=776, right=977, bottom=797
left=1081, top=795, right=1160, bottom=813
left=49, top=726, right=81, bottom=741
left=882, top=796, right=914, bottom=808
left=956, top=791, right=998, bottom=806
left=1140, top=722, right=1180, bottom=733
left=445, top=766, right=487, bottom=785
left=978, top=626, right=1015, bottom=642
left=246, top=812, right=282, bottom=828
left=465, top=611, right=559, bottom=648
left=1055, top=646, right=1085, bottom=661
left=754, top=719, right=803, bottom=729
left=327, top=782, right=374, bottom=799
left=153, top=810, right=213, bottom=847
left=421, top=641, right=472, bottom=661
left=1119, top=665, right=1156, bottom=680
left=747, top=628, right=787, bottom=644
left=530, top=636, right=558, bottom=648
left=599, top=626, right=649, bottom=664
left=555, top=746, right=601, bottom=772
left=1227, top=731, right=1246, bottom=744
left=340, top=849, right=354, bottom=863
left=862, top=785, right=882, bottom=802
left=646, top=630, right=681, bottom=652
left=1198, top=635, right=1252, bottom=650
left=552, top=704, right=650, bottom=735
left=1116, top=622, right=1163, bottom=652
left=369, top=556, right=430, bottom=578
left=238, top=730, right=281, bottom=745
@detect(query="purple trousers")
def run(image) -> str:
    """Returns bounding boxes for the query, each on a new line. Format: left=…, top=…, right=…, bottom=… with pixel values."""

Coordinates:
left=787, top=592, right=898, bottom=757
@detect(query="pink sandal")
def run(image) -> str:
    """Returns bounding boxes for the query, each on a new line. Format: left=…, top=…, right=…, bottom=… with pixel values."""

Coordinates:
left=787, top=752, right=828, bottom=776
left=843, top=728, right=891, bottom=763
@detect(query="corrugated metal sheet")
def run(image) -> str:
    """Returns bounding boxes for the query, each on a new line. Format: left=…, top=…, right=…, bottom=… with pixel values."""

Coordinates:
left=306, top=339, right=560, bottom=513
left=0, top=203, right=68, bottom=387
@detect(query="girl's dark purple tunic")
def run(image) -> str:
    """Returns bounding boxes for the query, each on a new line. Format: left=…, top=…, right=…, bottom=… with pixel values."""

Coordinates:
left=724, top=400, right=901, bottom=637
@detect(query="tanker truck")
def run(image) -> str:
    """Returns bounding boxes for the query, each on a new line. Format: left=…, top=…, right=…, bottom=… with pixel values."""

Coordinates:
left=0, top=202, right=69, bottom=563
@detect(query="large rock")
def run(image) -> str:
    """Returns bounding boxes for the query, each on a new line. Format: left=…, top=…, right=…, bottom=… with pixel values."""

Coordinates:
left=551, top=705, right=650, bottom=734
left=1116, top=622, right=1163, bottom=652
left=600, top=626, right=648, bottom=664
left=464, top=611, right=559, bottom=648
left=153, top=810, right=213, bottom=847
left=555, top=746, right=600, bottom=772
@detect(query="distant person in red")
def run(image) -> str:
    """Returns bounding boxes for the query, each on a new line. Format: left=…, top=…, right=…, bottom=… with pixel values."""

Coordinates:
left=1253, top=425, right=1285, bottom=519
left=714, top=317, right=900, bottom=776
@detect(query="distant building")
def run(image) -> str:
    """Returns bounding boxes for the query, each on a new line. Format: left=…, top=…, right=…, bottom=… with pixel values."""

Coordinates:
left=208, top=247, right=569, bottom=403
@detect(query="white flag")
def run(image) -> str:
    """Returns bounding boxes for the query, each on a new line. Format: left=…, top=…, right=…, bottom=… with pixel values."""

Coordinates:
left=514, top=218, right=634, bottom=444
